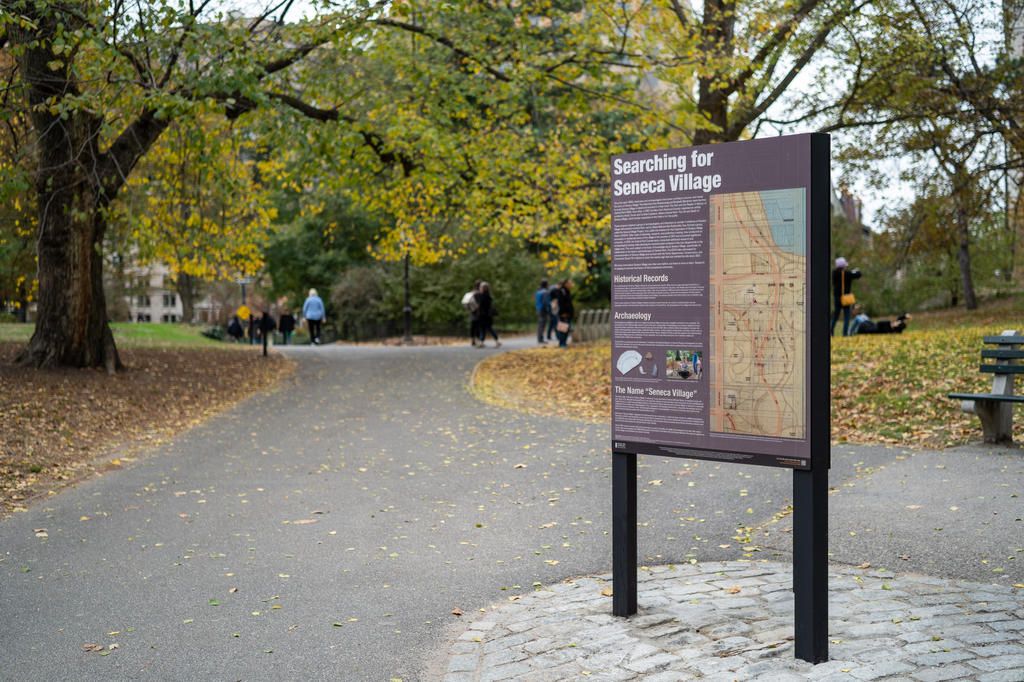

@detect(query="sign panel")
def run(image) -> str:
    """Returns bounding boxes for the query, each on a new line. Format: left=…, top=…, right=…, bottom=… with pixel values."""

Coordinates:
left=611, top=134, right=829, bottom=469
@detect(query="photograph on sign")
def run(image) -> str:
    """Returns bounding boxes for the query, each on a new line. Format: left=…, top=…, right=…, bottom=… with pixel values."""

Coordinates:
left=610, top=134, right=827, bottom=469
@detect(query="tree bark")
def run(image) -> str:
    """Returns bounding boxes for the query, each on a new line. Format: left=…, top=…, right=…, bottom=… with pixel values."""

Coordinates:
left=12, top=4, right=166, bottom=369
left=955, top=206, right=978, bottom=310
left=12, top=12, right=121, bottom=370
left=692, top=0, right=735, bottom=146
left=176, top=273, right=200, bottom=324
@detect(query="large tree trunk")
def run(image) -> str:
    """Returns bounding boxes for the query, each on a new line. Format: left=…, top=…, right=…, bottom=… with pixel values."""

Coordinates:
left=955, top=207, right=978, bottom=310
left=13, top=12, right=120, bottom=371
left=176, top=273, right=200, bottom=324
left=12, top=3, right=166, bottom=369
left=692, top=0, right=736, bottom=146
left=693, top=86, right=729, bottom=146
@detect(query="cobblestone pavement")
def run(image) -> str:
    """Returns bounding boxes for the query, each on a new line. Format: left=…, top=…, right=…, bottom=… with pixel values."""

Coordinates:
left=443, top=561, right=1024, bottom=681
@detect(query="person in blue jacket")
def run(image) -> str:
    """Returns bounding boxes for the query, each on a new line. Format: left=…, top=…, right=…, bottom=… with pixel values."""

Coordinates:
left=534, top=279, right=550, bottom=344
left=303, top=288, right=326, bottom=345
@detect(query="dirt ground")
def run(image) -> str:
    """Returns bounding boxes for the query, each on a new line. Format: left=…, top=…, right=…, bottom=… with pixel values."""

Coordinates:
left=0, top=343, right=293, bottom=514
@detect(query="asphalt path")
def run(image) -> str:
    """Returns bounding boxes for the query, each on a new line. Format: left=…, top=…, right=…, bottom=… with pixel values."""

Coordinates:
left=1, top=338, right=1021, bottom=681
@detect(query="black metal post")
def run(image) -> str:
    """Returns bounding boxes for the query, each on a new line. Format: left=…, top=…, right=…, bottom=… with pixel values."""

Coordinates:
left=793, top=465, right=829, bottom=663
left=402, top=251, right=413, bottom=345
left=612, top=450, right=637, bottom=616
left=262, top=321, right=269, bottom=357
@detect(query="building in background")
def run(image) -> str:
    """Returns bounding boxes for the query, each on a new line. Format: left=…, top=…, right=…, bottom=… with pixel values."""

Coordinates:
left=121, top=263, right=229, bottom=324
left=124, top=263, right=182, bottom=323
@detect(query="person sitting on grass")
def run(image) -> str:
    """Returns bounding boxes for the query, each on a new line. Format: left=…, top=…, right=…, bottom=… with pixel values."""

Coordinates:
left=850, top=306, right=910, bottom=335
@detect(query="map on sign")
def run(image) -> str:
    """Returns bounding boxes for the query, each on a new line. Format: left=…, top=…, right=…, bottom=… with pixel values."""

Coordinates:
left=708, top=188, right=806, bottom=440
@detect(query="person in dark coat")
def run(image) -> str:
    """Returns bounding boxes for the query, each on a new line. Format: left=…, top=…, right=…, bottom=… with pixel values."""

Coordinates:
left=463, top=280, right=482, bottom=347
left=227, top=315, right=244, bottom=343
left=850, top=306, right=910, bottom=335
left=552, top=279, right=575, bottom=348
left=831, top=257, right=861, bottom=337
left=547, top=283, right=560, bottom=341
left=474, top=281, right=501, bottom=348
left=258, top=310, right=276, bottom=356
left=278, top=310, right=296, bottom=345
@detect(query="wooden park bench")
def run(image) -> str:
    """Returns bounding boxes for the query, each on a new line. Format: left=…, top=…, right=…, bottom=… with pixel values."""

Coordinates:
left=948, top=329, right=1024, bottom=443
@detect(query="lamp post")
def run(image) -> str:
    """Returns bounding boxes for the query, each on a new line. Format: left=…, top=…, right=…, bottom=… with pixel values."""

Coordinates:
left=237, top=276, right=253, bottom=305
left=237, top=276, right=254, bottom=344
left=402, top=250, right=413, bottom=345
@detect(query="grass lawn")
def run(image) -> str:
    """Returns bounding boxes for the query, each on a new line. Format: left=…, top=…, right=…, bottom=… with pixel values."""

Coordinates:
left=0, top=322, right=220, bottom=347
left=472, top=298, right=1024, bottom=448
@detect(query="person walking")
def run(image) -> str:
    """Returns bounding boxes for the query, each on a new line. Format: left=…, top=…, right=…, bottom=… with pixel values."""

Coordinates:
left=552, top=279, right=574, bottom=348
left=475, top=282, right=501, bottom=348
left=227, top=315, right=244, bottom=343
left=535, top=279, right=550, bottom=344
left=462, top=280, right=481, bottom=347
left=831, top=257, right=861, bottom=337
left=303, top=288, right=326, bottom=345
left=278, top=309, right=296, bottom=345
left=547, top=282, right=560, bottom=341
left=258, top=309, right=276, bottom=357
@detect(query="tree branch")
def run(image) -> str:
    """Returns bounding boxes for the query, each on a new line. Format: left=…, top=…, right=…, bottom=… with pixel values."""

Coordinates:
left=727, top=0, right=873, bottom=139
left=99, top=109, right=170, bottom=201
left=372, top=17, right=512, bottom=82
left=724, top=0, right=825, bottom=96
left=668, top=0, right=691, bottom=29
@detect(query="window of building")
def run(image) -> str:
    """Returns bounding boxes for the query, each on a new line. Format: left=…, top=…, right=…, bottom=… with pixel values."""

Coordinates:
left=163, top=293, right=177, bottom=307
left=136, top=294, right=151, bottom=307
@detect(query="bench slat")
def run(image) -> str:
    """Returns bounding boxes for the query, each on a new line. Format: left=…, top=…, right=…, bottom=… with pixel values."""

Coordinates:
left=948, top=393, right=1024, bottom=403
left=979, top=364, right=1024, bottom=374
left=982, top=335, right=1024, bottom=344
left=981, top=349, right=1024, bottom=359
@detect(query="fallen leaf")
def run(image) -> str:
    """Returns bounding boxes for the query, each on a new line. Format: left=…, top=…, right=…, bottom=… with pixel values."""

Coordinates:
left=81, top=643, right=104, bottom=652
left=726, top=586, right=741, bottom=594
left=600, top=587, right=613, bottom=597
left=451, top=608, right=463, bottom=616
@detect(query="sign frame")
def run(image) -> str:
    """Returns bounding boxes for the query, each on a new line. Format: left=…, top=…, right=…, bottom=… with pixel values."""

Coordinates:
left=610, top=133, right=830, bottom=664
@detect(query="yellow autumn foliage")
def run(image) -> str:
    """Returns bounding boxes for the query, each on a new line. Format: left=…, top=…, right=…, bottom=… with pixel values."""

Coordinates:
left=113, top=113, right=277, bottom=281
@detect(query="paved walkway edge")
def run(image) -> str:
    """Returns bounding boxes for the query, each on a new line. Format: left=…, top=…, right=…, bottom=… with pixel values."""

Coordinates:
left=443, top=561, right=1024, bottom=681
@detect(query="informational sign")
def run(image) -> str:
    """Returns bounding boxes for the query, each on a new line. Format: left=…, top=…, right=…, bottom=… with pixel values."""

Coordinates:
left=236, top=305, right=251, bottom=321
left=611, top=134, right=829, bottom=470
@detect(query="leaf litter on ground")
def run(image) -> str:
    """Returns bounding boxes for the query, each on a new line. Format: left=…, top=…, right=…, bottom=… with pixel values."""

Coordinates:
left=472, top=309, right=1024, bottom=449
left=0, top=343, right=293, bottom=514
